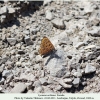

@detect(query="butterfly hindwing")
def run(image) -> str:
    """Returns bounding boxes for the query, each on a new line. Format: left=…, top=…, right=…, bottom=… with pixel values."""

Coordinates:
left=39, top=37, right=55, bottom=56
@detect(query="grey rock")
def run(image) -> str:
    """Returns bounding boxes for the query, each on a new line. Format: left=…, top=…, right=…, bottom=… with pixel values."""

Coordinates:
left=23, top=30, right=30, bottom=35
left=24, top=36, right=33, bottom=45
left=43, top=0, right=52, bottom=5
left=33, top=80, right=41, bottom=88
left=73, top=72, right=82, bottom=78
left=63, top=72, right=71, bottom=78
left=34, top=64, right=42, bottom=70
left=25, top=82, right=33, bottom=90
left=0, top=6, right=8, bottom=15
left=52, top=18, right=65, bottom=29
left=82, top=82, right=87, bottom=86
left=0, top=86, right=3, bottom=91
left=85, top=51, right=100, bottom=60
left=1, top=15, right=6, bottom=23
left=8, top=7, right=15, bottom=14
left=20, top=73, right=35, bottom=81
left=43, top=87, right=54, bottom=93
left=72, top=78, right=80, bottom=87
left=63, top=78, right=72, bottom=83
left=34, top=86, right=43, bottom=93
left=30, top=28, right=39, bottom=34
left=27, top=90, right=33, bottom=93
left=0, top=67, right=3, bottom=74
left=87, top=28, right=100, bottom=37
left=85, top=64, right=96, bottom=74
left=58, top=79, right=72, bottom=89
left=7, top=38, right=16, bottom=46
left=46, top=10, right=53, bottom=20
left=97, top=56, right=100, bottom=61
left=44, top=49, right=67, bottom=78
left=39, top=78, right=48, bottom=86
left=55, top=85, right=62, bottom=91
left=10, top=83, right=27, bottom=93
left=2, top=70, right=12, bottom=78
left=0, top=77, right=5, bottom=84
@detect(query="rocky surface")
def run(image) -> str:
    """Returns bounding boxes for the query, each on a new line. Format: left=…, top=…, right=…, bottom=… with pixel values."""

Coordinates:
left=0, top=0, right=100, bottom=93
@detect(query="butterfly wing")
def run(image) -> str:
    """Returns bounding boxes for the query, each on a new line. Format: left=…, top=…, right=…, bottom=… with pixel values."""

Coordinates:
left=39, top=37, right=55, bottom=56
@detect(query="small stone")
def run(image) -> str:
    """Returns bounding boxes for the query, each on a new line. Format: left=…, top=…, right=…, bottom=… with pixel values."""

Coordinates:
left=33, top=80, right=41, bottom=88
left=27, top=90, right=33, bottom=93
left=72, top=78, right=80, bottom=87
left=52, top=18, right=65, bottom=29
left=87, top=28, right=100, bottom=37
left=7, top=38, right=16, bottom=46
left=82, top=82, right=87, bottom=86
left=43, top=0, right=52, bottom=6
left=2, top=70, right=12, bottom=78
left=23, top=30, right=30, bottom=35
left=1, top=15, right=6, bottom=23
left=63, top=78, right=72, bottom=83
left=0, top=6, right=7, bottom=15
left=0, top=77, right=5, bottom=84
left=20, top=73, right=35, bottom=81
left=97, top=56, right=100, bottom=61
left=24, top=36, right=33, bottom=45
left=25, top=82, right=33, bottom=90
left=39, top=78, right=48, bottom=86
left=34, top=86, right=43, bottom=93
left=16, top=62, right=22, bottom=67
left=58, top=79, right=72, bottom=89
left=85, top=64, right=96, bottom=74
left=8, top=7, right=15, bottom=13
left=0, top=86, right=2, bottom=91
left=45, top=10, right=53, bottom=20
left=10, top=83, right=27, bottom=93
left=55, top=85, right=62, bottom=91
left=73, top=72, right=82, bottom=78
left=0, top=66, right=4, bottom=74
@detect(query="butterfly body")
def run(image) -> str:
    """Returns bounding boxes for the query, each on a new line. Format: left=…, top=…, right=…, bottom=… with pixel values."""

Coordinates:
left=39, top=37, right=55, bottom=56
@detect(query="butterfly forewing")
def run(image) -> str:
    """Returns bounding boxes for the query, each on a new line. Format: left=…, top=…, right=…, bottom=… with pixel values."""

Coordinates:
left=39, top=37, right=55, bottom=56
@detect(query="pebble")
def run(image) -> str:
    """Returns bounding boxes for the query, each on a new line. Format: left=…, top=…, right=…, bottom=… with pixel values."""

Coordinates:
left=34, top=86, right=43, bottom=93
left=8, top=7, right=15, bottom=14
left=45, top=10, right=53, bottom=20
left=10, top=83, right=27, bottom=93
left=51, top=18, right=65, bottom=29
left=85, top=64, right=96, bottom=74
left=43, top=0, right=52, bottom=6
left=87, top=28, right=100, bottom=37
left=2, top=70, right=12, bottom=78
left=33, top=80, right=41, bottom=88
left=7, top=38, right=17, bottom=46
left=72, top=78, right=80, bottom=87
left=20, top=73, right=35, bottom=81
left=39, top=78, right=48, bottom=86
left=24, top=36, right=33, bottom=45
left=58, top=79, right=72, bottom=88
left=0, top=6, right=7, bottom=15
left=73, top=72, right=82, bottom=78
left=0, top=77, right=5, bottom=84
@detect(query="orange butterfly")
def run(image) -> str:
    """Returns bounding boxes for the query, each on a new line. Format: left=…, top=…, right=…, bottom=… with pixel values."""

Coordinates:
left=39, top=37, right=55, bottom=56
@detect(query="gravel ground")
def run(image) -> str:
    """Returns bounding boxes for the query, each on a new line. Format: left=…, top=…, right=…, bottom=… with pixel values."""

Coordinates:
left=0, top=0, right=100, bottom=93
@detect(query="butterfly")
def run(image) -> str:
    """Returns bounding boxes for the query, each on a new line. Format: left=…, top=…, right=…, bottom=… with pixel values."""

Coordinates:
left=39, top=36, right=55, bottom=56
